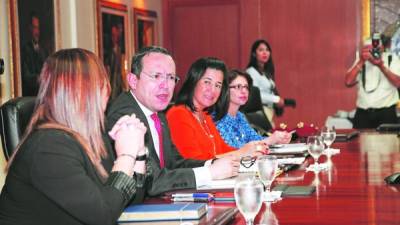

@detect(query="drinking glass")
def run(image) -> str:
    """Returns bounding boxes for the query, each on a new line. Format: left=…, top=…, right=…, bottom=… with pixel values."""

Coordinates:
left=307, top=136, right=325, bottom=172
left=234, top=175, right=264, bottom=225
left=257, top=155, right=278, bottom=195
left=320, top=126, right=336, bottom=155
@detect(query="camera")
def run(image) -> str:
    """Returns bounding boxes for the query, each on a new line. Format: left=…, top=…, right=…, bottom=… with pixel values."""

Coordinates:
left=370, top=33, right=381, bottom=59
left=0, top=58, right=4, bottom=75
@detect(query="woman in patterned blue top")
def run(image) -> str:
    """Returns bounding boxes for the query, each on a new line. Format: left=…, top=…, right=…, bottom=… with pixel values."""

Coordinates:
left=215, top=70, right=291, bottom=148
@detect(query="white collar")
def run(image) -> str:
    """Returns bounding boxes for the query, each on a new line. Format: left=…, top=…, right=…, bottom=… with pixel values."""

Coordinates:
left=130, top=90, right=155, bottom=118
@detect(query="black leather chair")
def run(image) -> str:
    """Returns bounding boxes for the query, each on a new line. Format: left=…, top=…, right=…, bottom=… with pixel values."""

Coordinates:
left=0, top=97, right=35, bottom=160
left=240, top=86, right=272, bottom=135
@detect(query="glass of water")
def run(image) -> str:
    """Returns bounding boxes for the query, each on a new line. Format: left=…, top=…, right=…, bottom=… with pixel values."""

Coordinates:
left=257, top=155, right=278, bottom=195
left=234, top=175, right=264, bottom=225
left=320, top=126, right=336, bottom=155
left=307, top=135, right=325, bottom=172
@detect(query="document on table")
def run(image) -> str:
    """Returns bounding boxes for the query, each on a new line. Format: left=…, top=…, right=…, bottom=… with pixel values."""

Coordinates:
left=197, top=177, right=236, bottom=190
left=239, top=157, right=306, bottom=173
left=269, top=143, right=308, bottom=155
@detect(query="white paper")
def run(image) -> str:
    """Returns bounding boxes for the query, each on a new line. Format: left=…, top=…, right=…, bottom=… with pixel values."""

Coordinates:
left=239, top=157, right=306, bottom=173
left=263, top=191, right=282, bottom=202
left=197, top=177, right=236, bottom=190
left=269, top=143, right=308, bottom=154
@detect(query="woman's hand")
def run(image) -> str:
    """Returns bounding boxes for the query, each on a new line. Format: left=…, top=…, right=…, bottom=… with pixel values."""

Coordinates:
left=276, top=97, right=285, bottom=107
left=264, top=131, right=292, bottom=145
left=109, top=114, right=147, bottom=158
left=239, top=141, right=269, bottom=157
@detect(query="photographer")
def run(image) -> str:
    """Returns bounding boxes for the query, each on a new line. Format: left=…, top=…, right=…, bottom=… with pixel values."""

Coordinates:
left=345, top=32, right=400, bottom=129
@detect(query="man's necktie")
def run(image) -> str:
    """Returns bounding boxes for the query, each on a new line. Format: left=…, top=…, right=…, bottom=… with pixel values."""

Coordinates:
left=150, top=113, right=165, bottom=168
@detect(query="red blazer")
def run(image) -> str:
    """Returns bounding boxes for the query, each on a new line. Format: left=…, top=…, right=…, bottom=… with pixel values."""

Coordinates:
left=166, top=105, right=234, bottom=160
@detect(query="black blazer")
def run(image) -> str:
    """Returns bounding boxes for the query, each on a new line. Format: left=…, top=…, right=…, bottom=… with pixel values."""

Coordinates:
left=106, top=92, right=206, bottom=196
left=0, top=129, right=132, bottom=225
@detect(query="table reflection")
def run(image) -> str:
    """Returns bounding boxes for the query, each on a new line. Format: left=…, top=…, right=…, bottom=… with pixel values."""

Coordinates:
left=257, top=203, right=279, bottom=225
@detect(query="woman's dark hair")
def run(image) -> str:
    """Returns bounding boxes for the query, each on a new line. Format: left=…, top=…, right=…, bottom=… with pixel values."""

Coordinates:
left=228, top=69, right=253, bottom=89
left=246, top=39, right=275, bottom=80
left=175, top=57, right=229, bottom=120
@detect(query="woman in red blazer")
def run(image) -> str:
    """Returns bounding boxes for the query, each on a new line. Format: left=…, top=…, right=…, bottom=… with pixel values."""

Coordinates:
left=166, top=57, right=267, bottom=160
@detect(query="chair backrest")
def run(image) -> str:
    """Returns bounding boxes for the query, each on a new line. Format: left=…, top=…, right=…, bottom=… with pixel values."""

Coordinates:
left=240, top=86, right=272, bottom=134
left=0, top=97, right=35, bottom=160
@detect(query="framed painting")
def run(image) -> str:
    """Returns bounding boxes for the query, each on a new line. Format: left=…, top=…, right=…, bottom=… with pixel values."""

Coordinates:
left=9, top=0, right=57, bottom=96
left=133, top=8, right=158, bottom=52
left=370, top=0, right=400, bottom=55
left=97, top=0, right=129, bottom=100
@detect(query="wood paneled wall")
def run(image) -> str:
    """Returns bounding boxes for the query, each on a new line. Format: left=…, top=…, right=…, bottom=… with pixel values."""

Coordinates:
left=163, top=0, right=361, bottom=127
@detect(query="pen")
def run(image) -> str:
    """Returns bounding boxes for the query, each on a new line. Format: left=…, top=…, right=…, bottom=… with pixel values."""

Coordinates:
left=172, top=197, right=211, bottom=202
left=172, top=193, right=212, bottom=198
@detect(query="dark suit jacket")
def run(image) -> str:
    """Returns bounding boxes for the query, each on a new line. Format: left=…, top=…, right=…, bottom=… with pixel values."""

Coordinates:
left=21, top=41, right=47, bottom=96
left=107, top=92, right=206, bottom=196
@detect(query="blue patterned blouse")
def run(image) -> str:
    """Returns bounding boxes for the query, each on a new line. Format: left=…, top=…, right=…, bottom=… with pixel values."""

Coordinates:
left=215, top=112, right=263, bottom=148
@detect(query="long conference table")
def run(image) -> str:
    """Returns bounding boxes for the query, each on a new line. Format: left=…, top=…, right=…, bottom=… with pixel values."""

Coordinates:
left=147, top=131, right=400, bottom=224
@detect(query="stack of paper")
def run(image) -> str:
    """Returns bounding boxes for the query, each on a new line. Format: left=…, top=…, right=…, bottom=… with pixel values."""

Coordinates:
left=269, top=143, right=308, bottom=155
left=197, top=178, right=236, bottom=190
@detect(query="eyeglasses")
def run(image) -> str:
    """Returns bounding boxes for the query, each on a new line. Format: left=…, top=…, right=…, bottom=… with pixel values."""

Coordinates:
left=240, top=156, right=257, bottom=168
left=141, top=71, right=180, bottom=84
left=229, top=84, right=249, bottom=91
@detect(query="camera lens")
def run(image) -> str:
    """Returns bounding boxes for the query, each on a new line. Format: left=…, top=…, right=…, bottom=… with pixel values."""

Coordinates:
left=0, top=58, right=4, bottom=75
left=372, top=48, right=381, bottom=59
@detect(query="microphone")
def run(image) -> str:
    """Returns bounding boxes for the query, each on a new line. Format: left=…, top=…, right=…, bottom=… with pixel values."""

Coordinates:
left=0, top=58, right=4, bottom=75
left=284, top=98, right=296, bottom=107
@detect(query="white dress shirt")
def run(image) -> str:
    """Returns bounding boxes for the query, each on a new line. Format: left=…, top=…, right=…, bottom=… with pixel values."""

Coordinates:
left=353, top=52, right=400, bottom=109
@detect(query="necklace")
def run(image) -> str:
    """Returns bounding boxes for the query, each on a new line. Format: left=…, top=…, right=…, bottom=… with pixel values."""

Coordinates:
left=193, top=111, right=217, bottom=156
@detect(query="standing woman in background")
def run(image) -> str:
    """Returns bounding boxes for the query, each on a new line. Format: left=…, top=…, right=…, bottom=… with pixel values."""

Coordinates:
left=0, top=48, right=147, bottom=225
left=246, top=39, right=296, bottom=126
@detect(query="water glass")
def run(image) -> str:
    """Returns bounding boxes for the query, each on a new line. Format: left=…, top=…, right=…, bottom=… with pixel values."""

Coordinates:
left=307, top=136, right=325, bottom=172
left=257, top=155, right=278, bottom=194
left=321, top=126, right=336, bottom=155
left=234, top=175, right=264, bottom=225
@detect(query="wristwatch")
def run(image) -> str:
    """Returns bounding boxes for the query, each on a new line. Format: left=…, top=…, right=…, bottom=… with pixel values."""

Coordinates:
left=135, top=147, right=149, bottom=161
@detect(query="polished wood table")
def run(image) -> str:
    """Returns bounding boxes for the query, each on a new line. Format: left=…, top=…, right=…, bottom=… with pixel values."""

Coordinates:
left=211, top=131, right=400, bottom=224
left=144, top=131, right=400, bottom=224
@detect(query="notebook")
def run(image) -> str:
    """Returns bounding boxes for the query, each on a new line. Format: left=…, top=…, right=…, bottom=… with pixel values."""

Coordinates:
left=118, top=203, right=207, bottom=223
left=272, top=184, right=315, bottom=196
left=118, top=206, right=238, bottom=225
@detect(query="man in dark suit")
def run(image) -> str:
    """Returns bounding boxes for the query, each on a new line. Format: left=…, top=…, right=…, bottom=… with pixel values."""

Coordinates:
left=107, top=46, right=239, bottom=196
left=21, top=12, right=48, bottom=96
